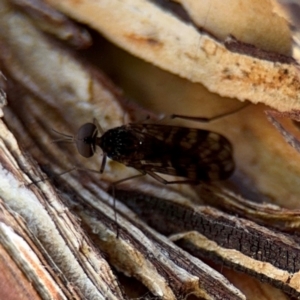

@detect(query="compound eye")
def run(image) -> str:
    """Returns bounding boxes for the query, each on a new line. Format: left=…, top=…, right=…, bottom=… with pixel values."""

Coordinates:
left=76, top=123, right=97, bottom=157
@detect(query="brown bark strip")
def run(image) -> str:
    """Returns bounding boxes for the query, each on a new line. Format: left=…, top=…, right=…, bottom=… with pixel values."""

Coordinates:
left=224, top=36, right=295, bottom=64
left=114, top=189, right=300, bottom=298
left=68, top=187, right=245, bottom=300
left=174, top=238, right=298, bottom=298
left=198, top=183, right=300, bottom=232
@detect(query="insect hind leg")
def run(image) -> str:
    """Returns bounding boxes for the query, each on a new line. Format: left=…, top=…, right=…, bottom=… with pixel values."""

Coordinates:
left=171, top=102, right=250, bottom=123
left=109, top=171, right=198, bottom=237
left=146, top=171, right=199, bottom=185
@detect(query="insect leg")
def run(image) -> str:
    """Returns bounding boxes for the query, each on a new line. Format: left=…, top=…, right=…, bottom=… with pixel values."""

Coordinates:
left=100, top=153, right=107, bottom=173
left=28, top=167, right=78, bottom=185
left=109, top=171, right=196, bottom=237
left=145, top=171, right=199, bottom=185
left=93, top=117, right=105, bottom=135
left=171, top=102, right=250, bottom=123
left=109, top=171, right=146, bottom=238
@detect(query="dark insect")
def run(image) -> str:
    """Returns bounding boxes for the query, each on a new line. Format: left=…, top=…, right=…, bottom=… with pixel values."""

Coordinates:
left=75, top=120, right=234, bottom=184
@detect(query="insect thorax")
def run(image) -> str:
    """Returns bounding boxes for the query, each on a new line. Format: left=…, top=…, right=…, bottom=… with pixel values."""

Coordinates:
left=99, top=126, right=142, bottom=161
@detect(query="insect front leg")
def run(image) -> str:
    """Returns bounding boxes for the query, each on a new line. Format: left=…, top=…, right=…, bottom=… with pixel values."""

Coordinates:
left=100, top=153, right=107, bottom=173
left=93, top=117, right=105, bottom=135
left=109, top=171, right=147, bottom=238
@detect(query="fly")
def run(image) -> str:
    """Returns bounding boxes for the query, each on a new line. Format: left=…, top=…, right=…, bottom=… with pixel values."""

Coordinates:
left=74, top=119, right=235, bottom=185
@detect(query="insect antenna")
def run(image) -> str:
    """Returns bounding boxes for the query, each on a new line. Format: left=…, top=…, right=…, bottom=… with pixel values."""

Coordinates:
left=51, top=128, right=75, bottom=143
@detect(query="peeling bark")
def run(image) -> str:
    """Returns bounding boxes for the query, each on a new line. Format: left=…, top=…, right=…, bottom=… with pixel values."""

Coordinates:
left=1, top=0, right=300, bottom=299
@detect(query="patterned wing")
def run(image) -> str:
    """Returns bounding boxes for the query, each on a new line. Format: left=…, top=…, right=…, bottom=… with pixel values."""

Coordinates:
left=126, top=124, right=234, bottom=181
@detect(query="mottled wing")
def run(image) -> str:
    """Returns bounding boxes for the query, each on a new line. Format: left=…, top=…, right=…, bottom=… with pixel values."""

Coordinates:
left=126, top=123, right=234, bottom=181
